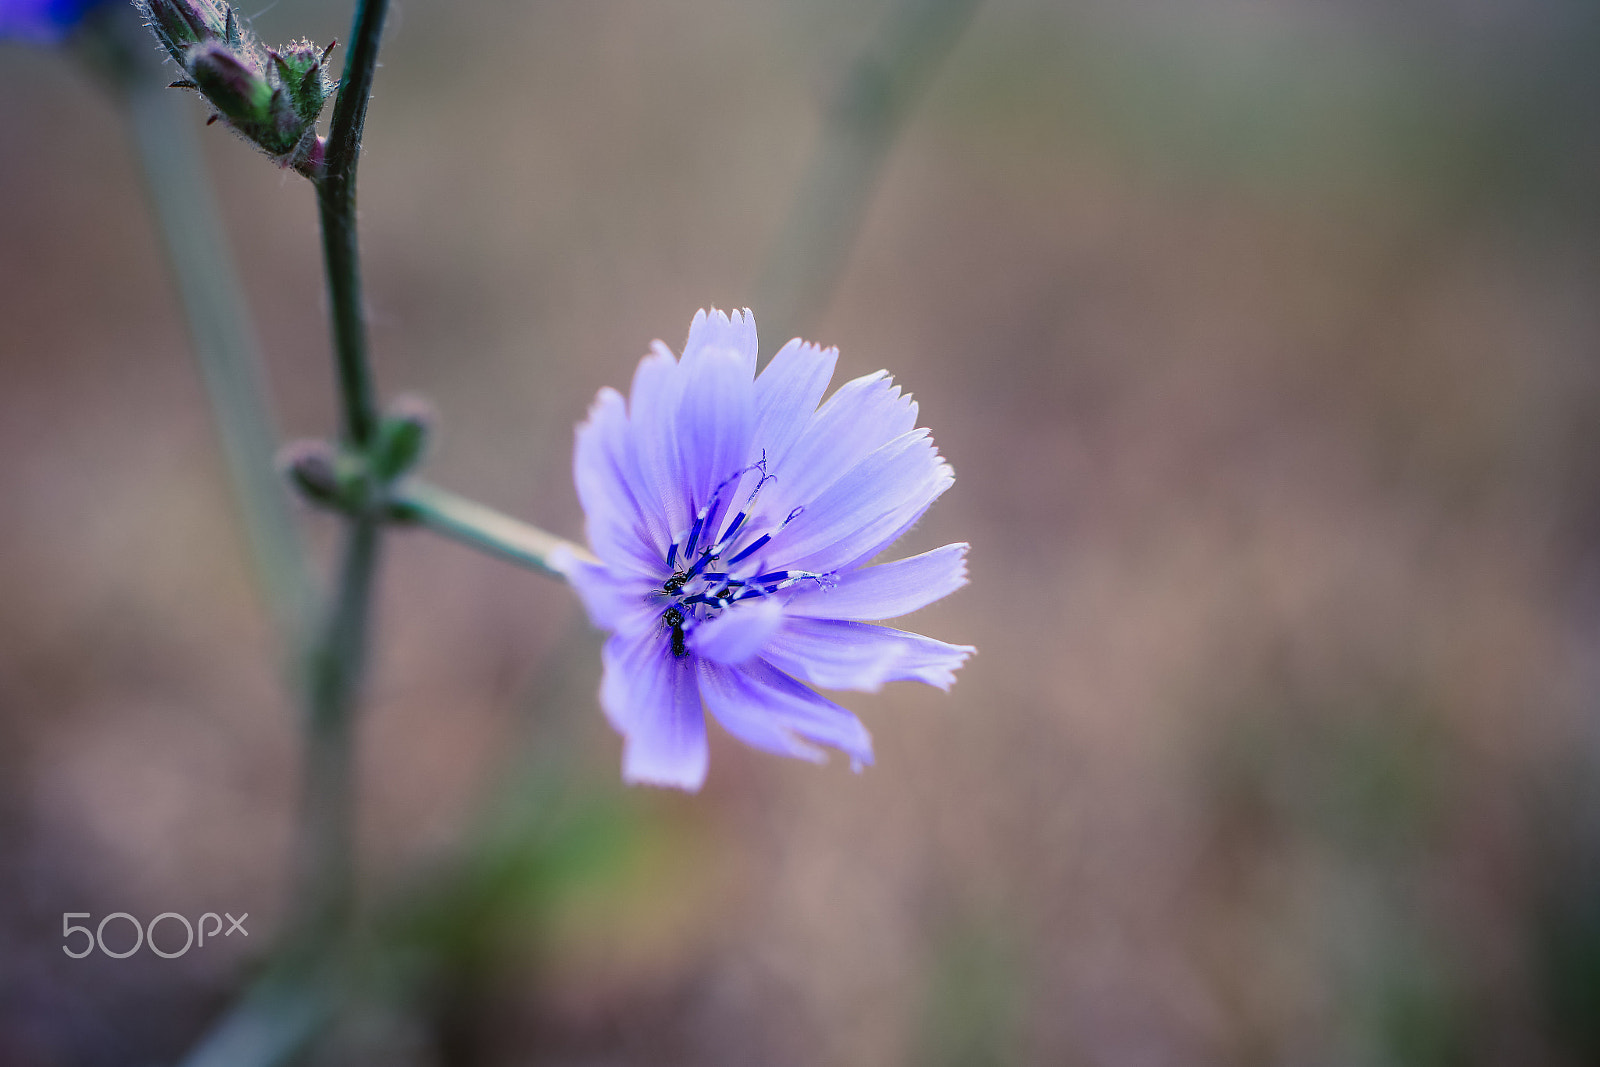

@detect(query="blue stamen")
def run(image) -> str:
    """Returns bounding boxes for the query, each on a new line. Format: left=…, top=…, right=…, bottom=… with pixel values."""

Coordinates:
left=684, top=546, right=718, bottom=581
left=684, top=511, right=708, bottom=559
left=704, top=457, right=778, bottom=555
left=716, top=510, right=750, bottom=549
left=727, top=533, right=771, bottom=566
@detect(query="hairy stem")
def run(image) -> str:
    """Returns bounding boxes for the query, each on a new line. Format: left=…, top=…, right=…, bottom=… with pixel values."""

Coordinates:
left=389, top=479, right=591, bottom=580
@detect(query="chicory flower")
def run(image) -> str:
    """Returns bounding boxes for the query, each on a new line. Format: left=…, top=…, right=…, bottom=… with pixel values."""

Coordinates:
left=0, top=0, right=104, bottom=43
left=555, top=309, right=973, bottom=790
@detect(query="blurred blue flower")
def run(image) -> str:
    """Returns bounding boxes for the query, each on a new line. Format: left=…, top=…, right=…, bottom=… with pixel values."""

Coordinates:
left=0, top=0, right=104, bottom=42
left=556, top=309, right=973, bottom=790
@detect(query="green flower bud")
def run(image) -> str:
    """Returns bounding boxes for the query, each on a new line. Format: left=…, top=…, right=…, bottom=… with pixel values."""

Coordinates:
left=189, top=43, right=273, bottom=124
left=268, top=38, right=335, bottom=130
left=369, top=395, right=435, bottom=483
left=139, top=0, right=332, bottom=172
left=281, top=440, right=374, bottom=515
left=136, top=0, right=229, bottom=63
left=281, top=439, right=343, bottom=510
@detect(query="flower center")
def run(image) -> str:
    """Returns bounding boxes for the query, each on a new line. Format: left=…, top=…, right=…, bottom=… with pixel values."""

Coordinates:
left=653, top=457, right=830, bottom=658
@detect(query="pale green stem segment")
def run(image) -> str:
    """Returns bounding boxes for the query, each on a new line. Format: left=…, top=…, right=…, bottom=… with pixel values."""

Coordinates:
left=755, top=0, right=983, bottom=357
left=174, top=967, right=336, bottom=1067
left=297, top=517, right=378, bottom=931
left=390, top=479, right=592, bottom=579
left=124, top=59, right=315, bottom=651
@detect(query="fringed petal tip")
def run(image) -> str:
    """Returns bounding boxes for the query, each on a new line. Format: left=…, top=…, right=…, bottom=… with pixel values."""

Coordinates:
left=606, top=636, right=710, bottom=791
left=762, top=619, right=976, bottom=694
left=922, top=642, right=977, bottom=693
left=622, top=758, right=708, bottom=792
left=768, top=336, right=838, bottom=366
left=683, top=307, right=758, bottom=371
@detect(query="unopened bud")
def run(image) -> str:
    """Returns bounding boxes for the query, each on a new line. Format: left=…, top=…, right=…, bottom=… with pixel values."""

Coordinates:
left=137, top=0, right=228, bottom=63
left=281, top=439, right=342, bottom=509
left=269, top=38, right=334, bottom=130
left=281, top=439, right=377, bottom=516
left=189, top=43, right=273, bottom=124
left=370, top=395, right=435, bottom=483
left=139, top=0, right=330, bottom=171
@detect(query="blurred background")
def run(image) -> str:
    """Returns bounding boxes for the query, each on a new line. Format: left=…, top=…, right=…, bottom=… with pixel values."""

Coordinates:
left=4, top=0, right=1600, bottom=1063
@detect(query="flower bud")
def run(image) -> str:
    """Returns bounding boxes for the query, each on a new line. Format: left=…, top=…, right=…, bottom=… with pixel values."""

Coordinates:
left=281, top=439, right=343, bottom=510
left=268, top=38, right=334, bottom=131
left=139, top=0, right=331, bottom=171
left=137, top=0, right=228, bottom=63
left=189, top=43, right=272, bottom=122
left=369, top=395, right=435, bottom=483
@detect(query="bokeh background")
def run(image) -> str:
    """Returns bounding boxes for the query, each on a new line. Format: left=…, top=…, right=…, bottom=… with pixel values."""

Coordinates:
left=5, top=0, right=1600, bottom=1063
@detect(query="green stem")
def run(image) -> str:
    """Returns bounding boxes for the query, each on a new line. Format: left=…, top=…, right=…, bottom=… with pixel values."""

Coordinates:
left=114, top=26, right=314, bottom=653
left=292, top=0, right=392, bottom=933
left=389, top=480, right=590, bottom=580
left=316, top=0, right=391, bottom=448
left=297, top=517, right=379, bottom=932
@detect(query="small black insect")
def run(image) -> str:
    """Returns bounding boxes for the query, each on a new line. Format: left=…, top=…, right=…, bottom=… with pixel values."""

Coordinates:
left=662, top=606, right=688, bottom=659
left=662, top=570, right=689, bottom=595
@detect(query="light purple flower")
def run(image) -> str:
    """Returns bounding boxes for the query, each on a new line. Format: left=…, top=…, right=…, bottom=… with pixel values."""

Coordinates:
left=0, top=0, right=104, bottom=43
left=554, top=309, right=974, bottom=791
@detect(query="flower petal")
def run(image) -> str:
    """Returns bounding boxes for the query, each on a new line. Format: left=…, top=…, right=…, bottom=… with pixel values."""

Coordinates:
left=766, top=371, right=919, bottom=517
left=697, top=660, right=824, bottom=762
left=681, top=307, right=758, bottom=379
left=754, top=338, right=838, bottom=470
left=553, top=550, right=659, bottom=637
left=830, top=478, right=953, bottom=574
left=601, top=633, right=708, bottom=790
left=574, top=386, right=669, bottom=574
left=0, top=0, right=90, bottom=42
left=688, top=596, right=783, bottom=664
left=628, top=341, right=692, bottom=542
left=768, top=429, right=953, bottom=574
left=786, top=542, right=969, bottom=621
left=676, top=343, right=757, bottom=515
left=761, top=617, right=975, bottom=692
left=699, top=658, right=873, bottom=769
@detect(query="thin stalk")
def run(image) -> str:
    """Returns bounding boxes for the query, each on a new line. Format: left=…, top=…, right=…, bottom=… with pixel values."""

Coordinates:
left=297, top=517, right=379, bottom=933
left=755, top=0, right=982, bottom=357
left=316, top=0, right=390, bottom=448
left=111, top=22, right=314, bottom=653
left=389, top=479, right=590, bottom=580
left=292, top=0, right=392, bottom=934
